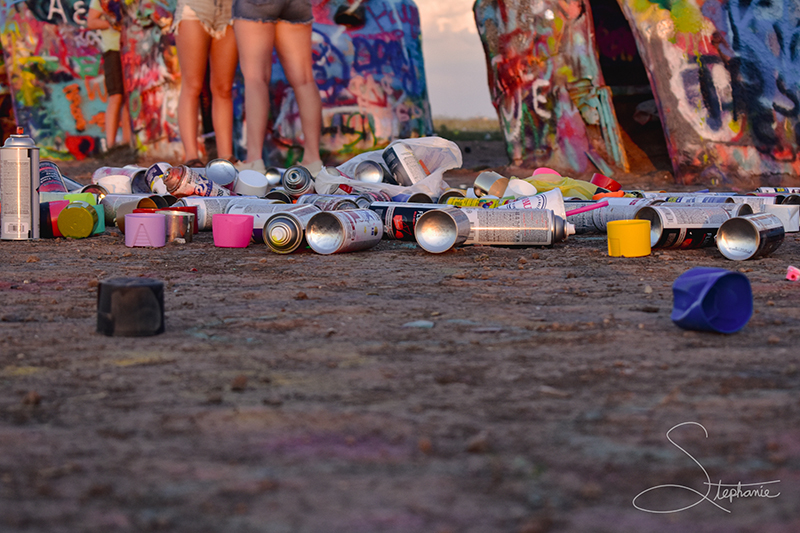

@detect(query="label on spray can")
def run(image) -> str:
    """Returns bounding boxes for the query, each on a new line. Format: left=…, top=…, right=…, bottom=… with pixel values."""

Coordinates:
left=461, top=208, right=554, bottom=245
left=1, top=130, right=40, bottom=239
left=369, top=202, right=443, bottom=240
left=636, top=206, right=731, bottom=249
left=381, top=143, right=428, bottom=186
left=163, top=166, right=231, bottom=198
left=39, top=160, right=68, bottom=193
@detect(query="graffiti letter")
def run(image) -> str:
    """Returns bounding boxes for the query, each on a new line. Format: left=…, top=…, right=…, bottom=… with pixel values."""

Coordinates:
left=73, top=0, right=87, bottom=25
left=48, top=0, right=68, bottom=24
left=533, top=79, right=551, bottom=119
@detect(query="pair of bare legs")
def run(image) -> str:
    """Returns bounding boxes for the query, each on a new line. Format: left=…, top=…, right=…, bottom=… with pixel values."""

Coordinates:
left=176, top=20, right=239, bottom=163
left=105, top=92, right=131, bottom=149
left=234, top=19, right=322, bottom=170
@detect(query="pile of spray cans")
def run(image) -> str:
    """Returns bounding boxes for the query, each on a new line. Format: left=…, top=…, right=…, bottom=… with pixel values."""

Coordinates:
left=1, top=130, right=795, bottom=263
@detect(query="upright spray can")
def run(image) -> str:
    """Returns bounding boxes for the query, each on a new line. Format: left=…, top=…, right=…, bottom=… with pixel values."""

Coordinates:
left=1, top=128, right=40, bottom=240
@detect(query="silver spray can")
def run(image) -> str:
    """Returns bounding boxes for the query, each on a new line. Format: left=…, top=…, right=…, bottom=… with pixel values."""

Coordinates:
left=635, top=205, right=734, bottom=249
left=305, top=209, right=384, bottom=254
left=295, top=194, right=359, bottom=211
left=1, top=128, right=40, bottom=240
left=381, top=142, right=427, bottom=186
left=716, top=212, right=785, bottom=261
left=460, top=208, right=575, bottom=245
left=282, top=165, right=315, bottom=198
left=264, top=205, right=322, bottom=253
left=368, top=201, right=444, bottom=240
left=414, top=207, right=471, bottom=253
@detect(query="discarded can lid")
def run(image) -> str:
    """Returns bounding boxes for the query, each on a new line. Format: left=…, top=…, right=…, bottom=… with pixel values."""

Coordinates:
left=97, top=277, right=165, bottom=337
left=590, top=173, right=621, bottom=192
left=57, top=201, right=99, bottom=239
left=234, top=169, right=269, bottom=197
left=125, top=213, right=166, bottom=248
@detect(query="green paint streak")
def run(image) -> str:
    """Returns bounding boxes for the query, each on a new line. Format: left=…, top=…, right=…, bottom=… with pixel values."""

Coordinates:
left=633, top=0, right=671, bottom=13
left=671, top=0, right=704, bottom=34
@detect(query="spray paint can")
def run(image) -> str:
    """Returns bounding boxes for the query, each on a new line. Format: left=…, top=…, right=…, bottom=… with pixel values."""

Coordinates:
left=305, top=209, right=384, bottom=254
left=497, top=189, right=566, bottom=218
left=726, top=196, right=776, bottom=213
left=355, top=159, right=397, bottom=185
left=334, top=183, right=393, bottom=202
left=1, top=128, right=40, bottom=240
left=590, top=200, right=661, bottom=232
left=265, top=188, right=293, bottom=203
left=223, top=198, right=284, bottom=215
left=174, top=196, right=257, bottom=230
left=264, top=205, right=322, bottom=253
left=413, top=207, right=472, bottom=253
left=295, top=194, right=359, bottom=211
left=368, top=201, right=444, bottom=240
left=460, top=208, right=575, bottom=245
left=756, top=187, right=800, bottom=194
left=438, top=188, right=467, bottom=204
left=656, top=195, right=731, bottom=205
left=446, top=197, right=514, bottom=209
left=265, top=167, right=286, bottom=188
left=381, top=142, right=428, bottom=186
left=635, top=205, right=735, bottom=249
left=39, top=160, right=68, bottom=193
left=226, top=203, right=312, bottom=242
left=282, top=165, right=315, bottom=198
left=162, top=165, right=231, bottom=198
left=391, top=191, right=435, bottom=203
left=205, top=159, right=237, bottom=189
left=781, top=194, right=800, bottom=205
left=716, top=213, right=785, bottom=261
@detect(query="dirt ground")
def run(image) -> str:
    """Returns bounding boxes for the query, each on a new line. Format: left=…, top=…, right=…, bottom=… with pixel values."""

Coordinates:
left=1, top=142, right=799, bottom=532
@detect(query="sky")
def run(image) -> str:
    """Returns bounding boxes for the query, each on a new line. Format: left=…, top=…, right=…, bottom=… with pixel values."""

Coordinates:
left=415, top=0, right=497, bottom=119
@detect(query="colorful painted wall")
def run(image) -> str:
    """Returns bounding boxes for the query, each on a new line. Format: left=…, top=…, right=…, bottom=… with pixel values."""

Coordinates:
left=473, top=0, right=629, bottom=176
left=618, top=0, right=800, bottom=187
left=0, top=0, right=432, bottom=164
left=475, top=0, right=800, bottom=187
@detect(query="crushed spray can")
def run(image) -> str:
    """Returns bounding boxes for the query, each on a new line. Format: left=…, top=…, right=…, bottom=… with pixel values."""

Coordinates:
left=716, top=212, right=785, bottom=261
left=368, top=201, right=444, bottom=240
left=282, top=165, right=315, bottom=198
left=305, top=209, right=384, bottom=254
left=162, top=165, right=231, bottom=198
left=460, top=208, right=575, bottom=245
left=1, top=128, right=40, bottom=240
left=635, top=205, right=737, bottom=249
left=264, top=205, right=322, bottom=253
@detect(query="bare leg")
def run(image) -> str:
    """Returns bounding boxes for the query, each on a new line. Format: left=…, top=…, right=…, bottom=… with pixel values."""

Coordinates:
left=105, top=93, right=123, bottom=148
left=208, top=25, right=239, bottom=159
left=234, top=19, right=275, bottom=164
left=121, top=98, right=132, bottom=146
left=176, top=20, right=212, bottom=162
left=275, top=21, right=322, bottom=166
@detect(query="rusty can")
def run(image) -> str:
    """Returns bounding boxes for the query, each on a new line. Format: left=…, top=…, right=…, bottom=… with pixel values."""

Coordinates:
left=305, top=209, right=384, bottom=254
left=716, top=213, right=785, bottom=260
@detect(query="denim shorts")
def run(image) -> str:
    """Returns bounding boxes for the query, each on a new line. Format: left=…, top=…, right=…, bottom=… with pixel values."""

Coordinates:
left=232, top=0, right=313, bottom=23
left=172, top=0, right=233, bottom=39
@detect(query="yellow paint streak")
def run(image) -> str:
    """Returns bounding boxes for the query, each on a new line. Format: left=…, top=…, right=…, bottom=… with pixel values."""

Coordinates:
left=729, top=119, right=741, bottom=134
left=671, top=0, right=704, bottom=34
left=2, top=366, right=42, bottom=377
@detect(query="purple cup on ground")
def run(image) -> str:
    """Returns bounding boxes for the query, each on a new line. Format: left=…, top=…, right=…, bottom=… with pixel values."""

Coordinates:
left=671, top=267, right=752, bottom=334
left=124, top=213, right=166, bottom=248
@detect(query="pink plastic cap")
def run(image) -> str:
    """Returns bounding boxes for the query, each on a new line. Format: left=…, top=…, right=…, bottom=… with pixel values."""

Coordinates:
left=212, top=213, right=253, bottom=248
left=532, top=167, right=561, bottom=177
left=787, top=265, right=800, bottom=281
